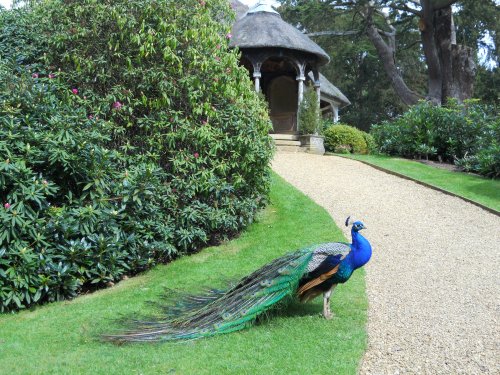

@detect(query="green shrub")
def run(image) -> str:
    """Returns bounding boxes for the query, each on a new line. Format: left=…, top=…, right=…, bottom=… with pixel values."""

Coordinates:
left=361, top=132, right=378, bottom=154
left=324, top=124, right=368, bottom=154
left=298, top=87, right=321, bottom=135
left=0, top=0, right=273, bottom=312
left=334, top=145, right=352, bottom=154
left=0, top=7, right=43, bottom=67
left=0, top=64, right=177, bottom=311
left=371, top=99, right=499, bottom=176
left=454, top=118, right=500, bottom=178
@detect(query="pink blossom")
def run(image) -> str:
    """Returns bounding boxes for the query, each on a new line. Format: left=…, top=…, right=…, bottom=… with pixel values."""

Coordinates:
left=202, top=120, right=207, bottom=125
left=215, top=56, right=220, bottom=61
left=88, top=115, right=94, bottom=120
left=226, top=33, right=232, bottom=39
left=216, top=44, right=221, bottom=49
left=199, top=0, right=206, bottom=5
left=32, top=73, right=39, bottom=79
left=194, top=152, right=199, bottom=158
left=42, top=180, right=48, bottom=185
left=48, top=73, right=55, bottom=79
left=112, top=101, right=123, bottom=110
left=4, top=203, right=10, bottom=209
left=71, top=88, right=78, bottom=95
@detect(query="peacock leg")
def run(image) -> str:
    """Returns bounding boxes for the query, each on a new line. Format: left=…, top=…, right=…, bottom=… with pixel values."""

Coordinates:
left=322, top=285, right=337, bottom=320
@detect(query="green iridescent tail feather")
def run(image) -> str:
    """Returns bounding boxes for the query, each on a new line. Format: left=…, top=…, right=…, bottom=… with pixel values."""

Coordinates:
left=103, top=249, right=313, bottom=343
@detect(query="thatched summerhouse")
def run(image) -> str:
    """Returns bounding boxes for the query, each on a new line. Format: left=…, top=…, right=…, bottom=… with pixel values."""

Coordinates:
left=230, top=1, right=350, bottom=150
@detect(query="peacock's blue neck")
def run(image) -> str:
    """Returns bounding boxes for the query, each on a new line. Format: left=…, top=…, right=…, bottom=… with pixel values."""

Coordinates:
left=350, top=229, right=372, bottom=270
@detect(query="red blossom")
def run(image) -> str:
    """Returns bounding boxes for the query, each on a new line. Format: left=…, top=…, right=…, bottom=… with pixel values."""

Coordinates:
left=71, top=88, right=78, bottom=95
left=194, top=152, right=199, bottom=158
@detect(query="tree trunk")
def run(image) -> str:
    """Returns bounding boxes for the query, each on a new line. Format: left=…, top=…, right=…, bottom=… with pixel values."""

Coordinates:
left=451, top=44, right=476, bottom=101
left=420, top=0, right=443, bottom=104
left=422, top=2, right=475, bottom=104
left=334, top=0, right=476, bottom=106
left=364, top=13, right=421, bottom=105
left=434, top=7, right=454, bottom=101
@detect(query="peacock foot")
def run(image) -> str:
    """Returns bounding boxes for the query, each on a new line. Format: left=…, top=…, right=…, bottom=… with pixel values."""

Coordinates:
left=323, top=310, right=334, bottom=320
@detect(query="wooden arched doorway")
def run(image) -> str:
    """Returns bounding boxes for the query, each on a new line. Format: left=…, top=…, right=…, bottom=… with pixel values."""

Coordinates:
left=267, top=76, right=298, bottom=133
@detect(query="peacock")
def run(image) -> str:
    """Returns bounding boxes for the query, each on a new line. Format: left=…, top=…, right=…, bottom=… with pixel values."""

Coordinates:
left=104, top=217, right=372, bottom=343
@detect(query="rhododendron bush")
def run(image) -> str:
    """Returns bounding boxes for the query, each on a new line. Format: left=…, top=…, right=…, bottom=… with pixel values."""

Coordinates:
left=0, top=0, right=273, bottom=312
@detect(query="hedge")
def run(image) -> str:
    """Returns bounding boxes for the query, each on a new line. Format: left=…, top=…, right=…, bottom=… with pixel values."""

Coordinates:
left=0, top=0, right=274, bottom=312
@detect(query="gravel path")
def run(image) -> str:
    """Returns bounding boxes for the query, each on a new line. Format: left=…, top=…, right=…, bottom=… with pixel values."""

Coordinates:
left=272, top=153, right=500, bottom=374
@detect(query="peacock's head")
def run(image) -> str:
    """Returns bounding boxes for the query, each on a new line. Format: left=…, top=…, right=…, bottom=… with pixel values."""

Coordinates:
left=345, top=216, right=366, bottom=232
left=352, top=221, right=366, bottom=232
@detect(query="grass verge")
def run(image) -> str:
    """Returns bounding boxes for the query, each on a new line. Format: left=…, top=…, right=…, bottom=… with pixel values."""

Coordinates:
left=341, top=154, right=500, bottom=212
left=0, top=173, right=367, bottom=375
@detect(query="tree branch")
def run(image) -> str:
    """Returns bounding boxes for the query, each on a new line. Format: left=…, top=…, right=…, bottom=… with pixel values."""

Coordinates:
left=362, top=4, right=421, bottom=105
left=401, top=39, right=422, bottom=50
left=306, top=30, right=359, bottom=37
left=389, top=4, right=423, bottom=17
left=431, top=0, right=459, bottom=11
left=376, top=28, right=396, bottom=38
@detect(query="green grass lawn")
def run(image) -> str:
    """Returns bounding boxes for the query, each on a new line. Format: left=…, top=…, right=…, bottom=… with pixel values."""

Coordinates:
left=0, top=173, right=367, bottom=375
left=342, top=154, right=500, bottom=212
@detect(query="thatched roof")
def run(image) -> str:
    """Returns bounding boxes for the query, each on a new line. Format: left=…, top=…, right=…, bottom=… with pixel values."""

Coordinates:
left=229, top=6, right=330, bottom=65
left=308, top=72, right=351, bottom=107
left=230, top=0, right=248, bottom=20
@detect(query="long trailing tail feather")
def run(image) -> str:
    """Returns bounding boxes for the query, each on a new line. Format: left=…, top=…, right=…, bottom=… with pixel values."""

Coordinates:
left=103, top=248, right=314, bottom=343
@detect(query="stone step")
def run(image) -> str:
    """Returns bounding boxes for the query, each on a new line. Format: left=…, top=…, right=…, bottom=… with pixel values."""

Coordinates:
left=275, top=144, right=306, bottom=153
left=270, top=133, right=299, bottom=141
left=274, top=140, right=301, bottom=146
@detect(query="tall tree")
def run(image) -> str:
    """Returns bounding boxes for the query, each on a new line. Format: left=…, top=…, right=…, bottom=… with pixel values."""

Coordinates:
left=280, top=0, right=497, bottom=107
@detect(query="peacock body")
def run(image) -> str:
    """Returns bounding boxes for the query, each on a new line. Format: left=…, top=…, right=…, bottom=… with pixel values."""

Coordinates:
left=104, top=218, right=371, bottom=343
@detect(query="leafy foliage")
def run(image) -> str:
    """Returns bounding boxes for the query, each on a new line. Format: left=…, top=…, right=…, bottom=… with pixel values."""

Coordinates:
left=0, top=6, right=43, bottom=67
left=279, top=0, right=425, bottom=129
left=0, top=0, right=273, bottom=312
left=298, top=86, right=321, bottom=135
left=323, top=123, right=371, bottom=154
left=371, top=100, right=499, bottom=177
left=279, top=0, right=499, bottom=125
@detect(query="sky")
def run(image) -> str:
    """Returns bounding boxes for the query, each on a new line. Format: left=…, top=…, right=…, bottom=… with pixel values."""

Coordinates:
left=0, top=0, right=11, bottom=8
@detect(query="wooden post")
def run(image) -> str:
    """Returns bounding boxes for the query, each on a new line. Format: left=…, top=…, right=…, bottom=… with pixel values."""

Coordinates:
left=253, top=71, right=262, bottom=93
